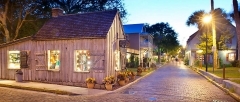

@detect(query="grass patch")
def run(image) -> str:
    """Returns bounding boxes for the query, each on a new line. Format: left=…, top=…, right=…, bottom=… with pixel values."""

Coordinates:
left=230, top=80, right=240, bottom=84
left=127, top=67, right=155, bottom=76
left=0, top=84, right=75, bottom=95
left=206, top=67, right=240, bottom=78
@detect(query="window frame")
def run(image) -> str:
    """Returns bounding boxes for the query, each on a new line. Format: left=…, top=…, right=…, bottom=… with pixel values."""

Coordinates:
left=8, top=50, right=21, bottom=69
left=74, top=50, right=91, bottom=72
left=47, top=50, right=60, bottom=71
left=228, top=53, right=235, bottom=62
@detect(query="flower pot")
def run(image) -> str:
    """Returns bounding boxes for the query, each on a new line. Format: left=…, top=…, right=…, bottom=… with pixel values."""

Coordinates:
left=105, top=84, right=113, bottom=91
left=131, top=75, right=135, bottom=80
left=87, top=83, right=95, bottom=89
left=137, top=72, right=142, bottom=76
left=125, top=77, right=129, bottom=83
left=118, top=80, right=125, bottom=86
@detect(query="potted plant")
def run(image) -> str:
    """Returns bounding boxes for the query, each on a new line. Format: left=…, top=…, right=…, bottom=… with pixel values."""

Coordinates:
left=117, top=72, right=126, bottom=86
left=85, top=77, right=96, bottom=89
left=130, top=71, right=136, bottom=80
left=137, top=67, right=143, bottom=76
left=103, top=75, right=115, bottom=91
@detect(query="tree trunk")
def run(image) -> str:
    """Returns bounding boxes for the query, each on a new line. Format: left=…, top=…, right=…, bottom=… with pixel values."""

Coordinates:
left=233, top=0, right=240, bottom=64
left=0, top=0, right=10, bottom=42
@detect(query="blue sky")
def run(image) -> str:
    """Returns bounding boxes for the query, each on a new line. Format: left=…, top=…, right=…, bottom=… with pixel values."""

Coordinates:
left=123, top=0, right=235, bottom=46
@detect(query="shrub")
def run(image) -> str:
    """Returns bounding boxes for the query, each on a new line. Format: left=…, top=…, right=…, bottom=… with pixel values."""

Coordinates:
left=230, top=60, right=239, bottom=67
left=184, top=58, right=189, bottom=65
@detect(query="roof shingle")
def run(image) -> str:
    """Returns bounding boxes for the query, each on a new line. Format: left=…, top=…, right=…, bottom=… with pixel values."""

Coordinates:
left=33, top=10, right=117, bottom=39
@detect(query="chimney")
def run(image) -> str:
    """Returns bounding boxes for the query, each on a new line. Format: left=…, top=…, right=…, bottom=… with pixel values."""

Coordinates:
left=52, top=8, right=64, bottom=17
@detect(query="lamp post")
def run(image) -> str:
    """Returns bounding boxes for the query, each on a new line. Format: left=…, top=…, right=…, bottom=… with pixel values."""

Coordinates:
left=203, top=15, right=212, bottom=72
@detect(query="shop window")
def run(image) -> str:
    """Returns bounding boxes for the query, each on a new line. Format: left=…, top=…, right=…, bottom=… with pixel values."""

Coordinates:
left=8, top=51, right=20, bottom=69
left=48, top=50, right=60, bottom=70
left=74, top=50, right=90, bottom=72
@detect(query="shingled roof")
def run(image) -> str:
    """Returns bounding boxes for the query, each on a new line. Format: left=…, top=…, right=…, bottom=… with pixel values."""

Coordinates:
left=33, top=10, right=118, bottom=40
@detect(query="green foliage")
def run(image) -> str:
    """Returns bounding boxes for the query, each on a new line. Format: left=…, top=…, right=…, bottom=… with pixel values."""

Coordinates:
left=127, top=54, right=139, bottom=68
left=49, top=0, right=127, bottom=20
left=145, top=23, right=180, bottom=57
left=196, top=32, right=213, bottom=54
left=230, top=60, right=240, bottom=67
left=197, top=30, right=232, bottom=54
left=186, top=8, right=231, bottom=28
left=194, top=60, right=200, bottom=66
left=0, top=0, right=127, bottom=43
left=184, top=58, right=189, bottom=65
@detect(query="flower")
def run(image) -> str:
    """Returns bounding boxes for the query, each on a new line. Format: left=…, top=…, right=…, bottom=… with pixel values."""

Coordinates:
left=117, top=72, right=127, bottom=81
left=85, top=77, right=96, bottom=83
left=131, top=71, right=136, bottom=76
left=103, top=75, right=115, bottom=84
left=137, top=67, right=143, bottom=73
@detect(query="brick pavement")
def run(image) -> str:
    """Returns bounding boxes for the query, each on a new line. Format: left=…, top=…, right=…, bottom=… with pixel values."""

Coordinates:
left=0, top=62, right=237, bottom=102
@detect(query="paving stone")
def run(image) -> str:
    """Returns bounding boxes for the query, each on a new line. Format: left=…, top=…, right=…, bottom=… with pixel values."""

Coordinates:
left=0, top=62, right=237, bottom=102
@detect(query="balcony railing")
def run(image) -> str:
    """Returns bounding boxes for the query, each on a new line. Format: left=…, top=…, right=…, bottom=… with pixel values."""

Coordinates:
left=140, top=42, right=153, bottom=48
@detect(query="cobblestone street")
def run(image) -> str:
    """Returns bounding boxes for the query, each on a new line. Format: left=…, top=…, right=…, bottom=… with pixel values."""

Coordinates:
left=0, top=62, right=237, bottom=102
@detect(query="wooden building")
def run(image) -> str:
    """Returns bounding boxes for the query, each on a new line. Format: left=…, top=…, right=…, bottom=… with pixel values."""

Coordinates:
left=0, top=9, right=127, bottom=86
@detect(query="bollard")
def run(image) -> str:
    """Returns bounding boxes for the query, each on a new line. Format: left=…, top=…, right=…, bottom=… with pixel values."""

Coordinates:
left=223, top=64, right=225, bottom=79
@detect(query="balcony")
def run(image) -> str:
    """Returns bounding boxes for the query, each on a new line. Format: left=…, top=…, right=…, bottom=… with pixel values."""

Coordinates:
left=140, top=42, right=153, bottom=49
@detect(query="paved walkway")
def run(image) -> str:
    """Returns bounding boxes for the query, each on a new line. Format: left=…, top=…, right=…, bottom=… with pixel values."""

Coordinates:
left=0, top=79, right=109, bottom=95
left=0, top=62, right=237, bottom=102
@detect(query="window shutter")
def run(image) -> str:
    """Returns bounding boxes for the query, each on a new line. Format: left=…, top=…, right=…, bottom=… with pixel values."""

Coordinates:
left=20, top=51, right=28, bottom=68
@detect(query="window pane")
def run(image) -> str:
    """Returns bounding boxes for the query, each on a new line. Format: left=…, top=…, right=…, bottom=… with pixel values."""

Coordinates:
left=75, top=50, right=90, bottom=72
left=8, top=51, right=20, bottom=69
left=48, top=50, right=60, bottom=70
left=229, top=53, right=235, bottom=61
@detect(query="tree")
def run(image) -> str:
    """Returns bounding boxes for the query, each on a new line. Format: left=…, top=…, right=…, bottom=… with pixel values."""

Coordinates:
left=0, top=0, right=50, bottom=43
left=186, top=8, right=230, bottom=28
left=232, top=0, right=240, bottom=61
left=49, top=0, right=127, bottom=20
left=145, top=23, right=180, bottom=62
left=0, top=0, right=127, bottom=43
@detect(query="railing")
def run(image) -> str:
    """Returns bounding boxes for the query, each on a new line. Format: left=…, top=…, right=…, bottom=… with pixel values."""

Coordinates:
left=140, top=42, right=153, bottom=48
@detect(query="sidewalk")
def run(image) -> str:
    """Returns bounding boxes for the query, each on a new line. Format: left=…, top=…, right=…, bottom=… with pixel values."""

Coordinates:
left=0, top=80, right=110, bottom=95
left=0, top=64, right=163, bottom=96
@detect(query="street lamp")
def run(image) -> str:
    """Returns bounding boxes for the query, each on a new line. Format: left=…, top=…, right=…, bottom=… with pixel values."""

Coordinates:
left=203, top=15, right=212, bottom=72
left=203, top=14, right=217, bottom=72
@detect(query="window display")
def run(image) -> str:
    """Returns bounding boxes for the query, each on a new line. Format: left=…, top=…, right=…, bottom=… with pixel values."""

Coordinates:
left=8, top=51, right=20, bottom=69
left=75, top=50, right=90, bottom=72
left=48, top=50, right=60, bottom=70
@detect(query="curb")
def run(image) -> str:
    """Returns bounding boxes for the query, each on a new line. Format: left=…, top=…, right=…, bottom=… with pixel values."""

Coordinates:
left=0, top=83, right=76, bottom=95
left=91, top=64, right=164, bottom=96
left=191, top=67, right=240, bottom=102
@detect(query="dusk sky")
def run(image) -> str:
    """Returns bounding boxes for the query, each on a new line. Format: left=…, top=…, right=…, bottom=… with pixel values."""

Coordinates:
left=123, top=0, right=235, bottom=46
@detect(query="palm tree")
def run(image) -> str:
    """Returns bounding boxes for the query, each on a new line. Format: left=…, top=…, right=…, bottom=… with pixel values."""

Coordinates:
left=186, top=8, right=230, bottom=29
left=233, top=0, right=240, bottom=61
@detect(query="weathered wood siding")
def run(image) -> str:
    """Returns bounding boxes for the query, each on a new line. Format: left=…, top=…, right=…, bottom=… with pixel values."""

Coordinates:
left=0, top=40, right=34, bottom=80
left=105, top=12, right=125, bottom=77
left=0, top=39, right=106, bottom=84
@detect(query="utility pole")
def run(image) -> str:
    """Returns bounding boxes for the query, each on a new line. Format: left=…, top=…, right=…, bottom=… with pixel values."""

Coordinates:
left=211, top=0, right=217, bottom=72
left=233, top=0, right=240, bottom=63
